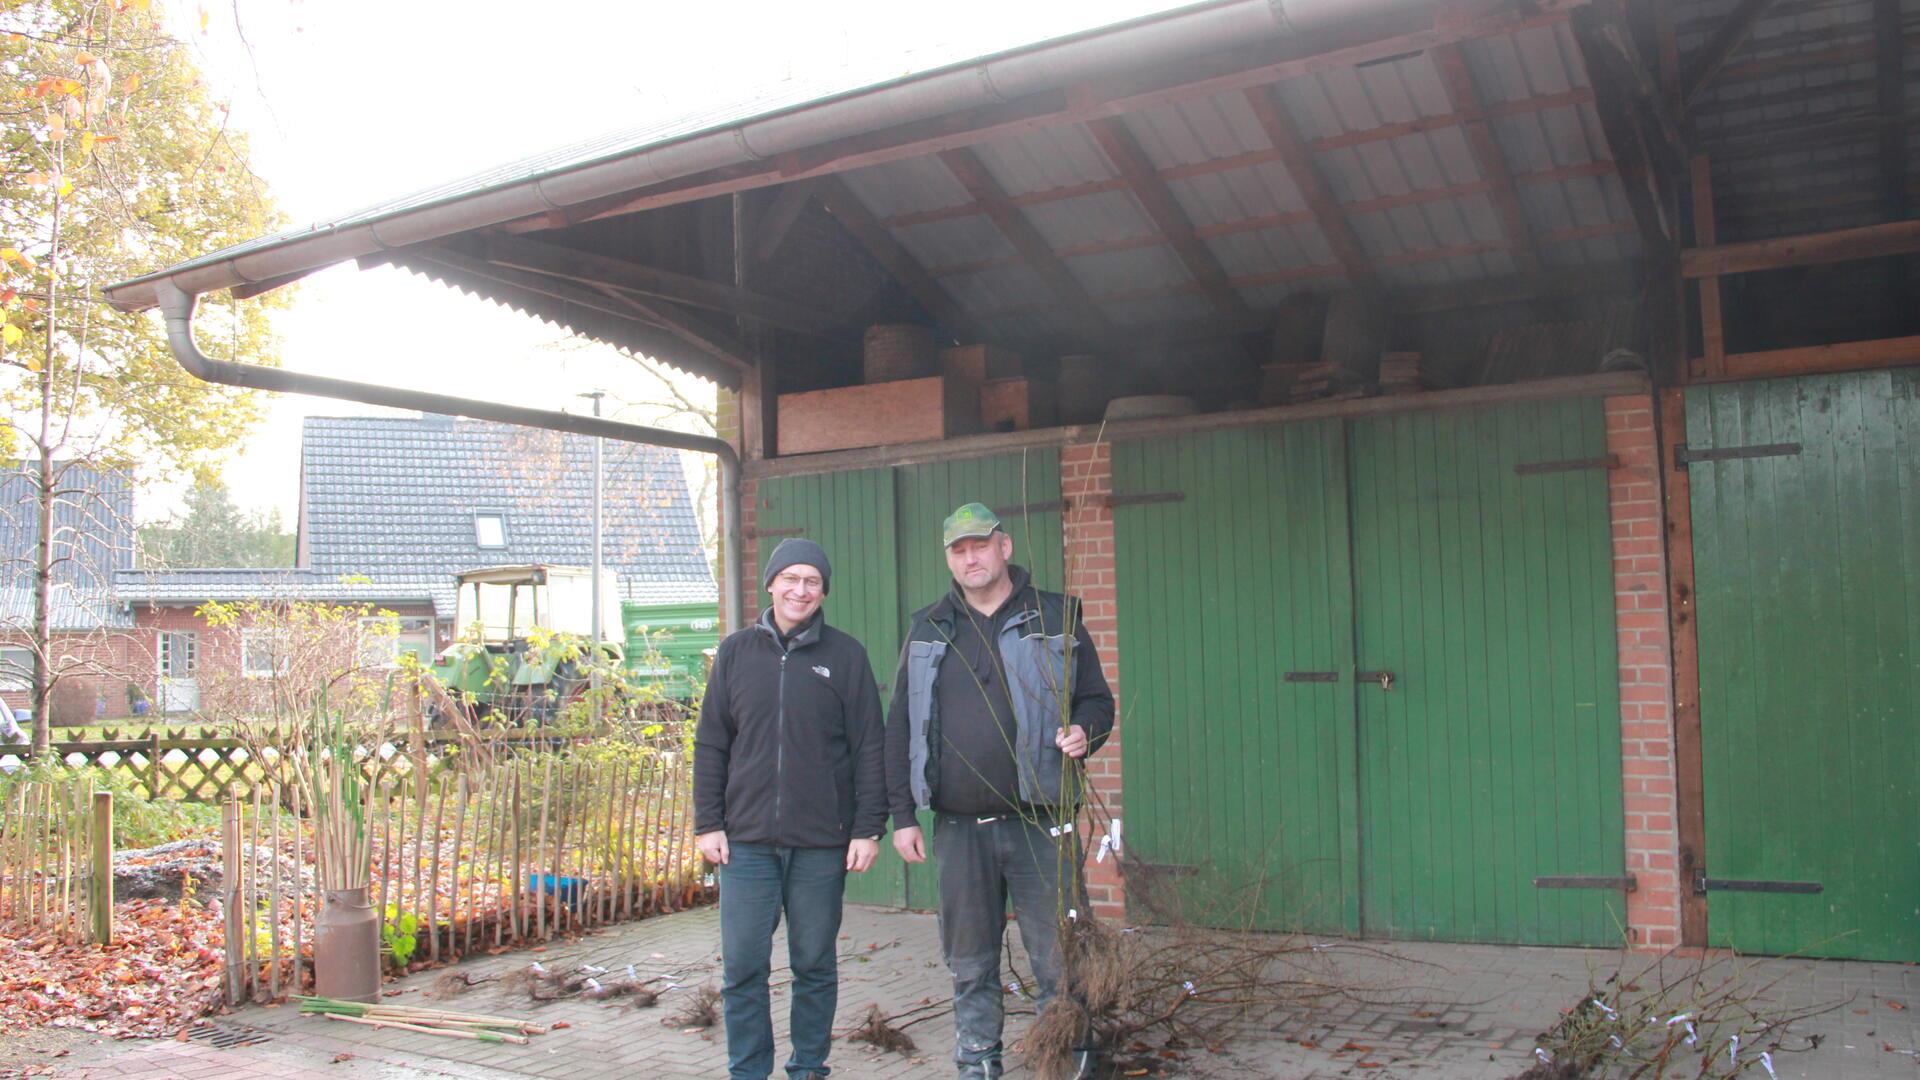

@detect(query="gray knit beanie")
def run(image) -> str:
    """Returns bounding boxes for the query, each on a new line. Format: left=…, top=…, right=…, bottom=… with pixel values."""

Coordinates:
left=761, top=537, right=831, bottom=594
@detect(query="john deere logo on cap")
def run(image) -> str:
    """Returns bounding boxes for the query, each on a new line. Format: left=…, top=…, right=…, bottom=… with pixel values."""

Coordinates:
left=942, top=502, right=1003, bottom=547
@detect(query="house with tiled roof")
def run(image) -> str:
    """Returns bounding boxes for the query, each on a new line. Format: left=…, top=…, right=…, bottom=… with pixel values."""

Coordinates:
left=113, top=413, right=715, bottom=713
left=0, top=463, right=143, bottom=723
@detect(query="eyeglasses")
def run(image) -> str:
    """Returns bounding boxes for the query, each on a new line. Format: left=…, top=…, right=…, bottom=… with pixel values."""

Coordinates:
left=773, top=573, right=824, bottom=594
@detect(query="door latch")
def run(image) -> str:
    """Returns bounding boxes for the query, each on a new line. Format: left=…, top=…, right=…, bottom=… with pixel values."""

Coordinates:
left=1357, top=670, right=1395, bottom=691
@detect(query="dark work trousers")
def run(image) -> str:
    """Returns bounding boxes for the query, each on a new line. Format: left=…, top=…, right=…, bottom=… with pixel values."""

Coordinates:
left=933, top=811, right=1088, bottom=1079
left=718, top=843, right=847, bottom=1080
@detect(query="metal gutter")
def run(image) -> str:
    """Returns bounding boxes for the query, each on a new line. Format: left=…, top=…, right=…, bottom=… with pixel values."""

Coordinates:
left=152, top=281, right=745, bottom=633
left=104, top=0, right=1432, bottom=312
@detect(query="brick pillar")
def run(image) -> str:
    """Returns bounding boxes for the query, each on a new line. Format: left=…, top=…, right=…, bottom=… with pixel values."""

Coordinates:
left=1606, top=394, right=1682, bottom=948
left=1061, top=440, right=1125, bottom=920
left=737, top=476, right=760, bottom=629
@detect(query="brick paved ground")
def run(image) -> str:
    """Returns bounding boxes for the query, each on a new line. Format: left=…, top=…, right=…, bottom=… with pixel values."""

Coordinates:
left=13, top=905, right=1920, bottom=1079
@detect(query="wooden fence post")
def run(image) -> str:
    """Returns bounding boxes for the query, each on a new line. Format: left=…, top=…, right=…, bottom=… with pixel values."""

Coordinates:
left=146, top=733, right=162, bottom=800
left=89, top=791, right=112, bottom=946
left=222, top=799, right=244, bottom=1006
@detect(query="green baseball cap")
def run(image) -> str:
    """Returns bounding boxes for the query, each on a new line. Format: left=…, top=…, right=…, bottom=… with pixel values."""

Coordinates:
left=941, top=502, right=1003, bottom=548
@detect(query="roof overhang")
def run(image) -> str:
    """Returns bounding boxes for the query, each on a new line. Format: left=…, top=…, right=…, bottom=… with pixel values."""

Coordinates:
left=103, top=0, right=1566, bottom=314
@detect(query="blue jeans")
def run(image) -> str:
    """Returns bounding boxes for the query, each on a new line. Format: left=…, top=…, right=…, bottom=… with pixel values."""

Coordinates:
left=718, top=843, right=847, bottom=1080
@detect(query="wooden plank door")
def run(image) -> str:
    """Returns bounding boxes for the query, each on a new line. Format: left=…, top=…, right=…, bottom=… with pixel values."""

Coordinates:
left=1112, top=422, right=1361, bottom=933
left=1347, top=399, right=1626, bottom=946
left=1687, top=370, right=1920, bottom=961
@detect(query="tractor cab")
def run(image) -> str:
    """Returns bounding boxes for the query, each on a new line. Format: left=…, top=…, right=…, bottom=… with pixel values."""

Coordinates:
left=436, top=564, right=623, bottom=722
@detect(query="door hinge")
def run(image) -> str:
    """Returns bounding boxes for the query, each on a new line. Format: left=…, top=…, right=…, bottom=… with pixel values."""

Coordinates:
left=1107, top=491, right=1186, bottom=508
left=1693, top=874, right=1823, bottom=895
left=1673, top=441, right=1802, bottom=470
left=992, top=500, right=1066, bottom=517
left=749, top=526, right=805, bottom=539
left=1534, top=875, right=1638, bottom=892
left=1284, top=671, right=1338, bottom=683
left=1514, top=454, right=1620, bottom=476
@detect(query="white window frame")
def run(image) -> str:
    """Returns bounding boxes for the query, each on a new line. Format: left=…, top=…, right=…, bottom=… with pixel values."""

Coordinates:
left=473, top=511, right=508, bottom=549
left=240, top=629, right=288, bottom=679
left=0, top=646, right=31, bottom=692
left=158, top=631, right=198, bottom=678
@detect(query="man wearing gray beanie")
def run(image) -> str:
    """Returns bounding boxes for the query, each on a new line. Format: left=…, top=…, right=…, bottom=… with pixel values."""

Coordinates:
left=694, top=536, right=886, bottom=1080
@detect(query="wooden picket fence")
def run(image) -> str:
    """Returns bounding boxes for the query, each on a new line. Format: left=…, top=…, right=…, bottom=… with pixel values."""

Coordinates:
left=3, top=727, right=588, bottom=802
left=221, top=747, right=708, bottom=1004
left=0, top=772, right=113, bottom=945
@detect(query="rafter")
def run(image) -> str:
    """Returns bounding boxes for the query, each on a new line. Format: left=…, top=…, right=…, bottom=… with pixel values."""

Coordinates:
left=812, top=175, right=978, bottom=340
left=966, top=221, right=1632, bottom=317
left=1084, top=117, right=1251, bottom=318
left=1242, top=84, right=1381, bottom=296
left=399, top=247, right=750, bottom=380
left=1682, top=0, right=1780, bottom=111
left=936, top=147, right=1115, bottom=343
left=497, top=1, right=1581, bottom=235
left=1428, top=43, right=1543, bottom=277
left=1573, top=2, right=1680, bottom=257
left=1690, top=155, right=1726, bottom=377
left=750, top=180, right=819, bottom=268
left=876, top=89, right=1608, bottom=233
left=482, top=234, right=834, bottom=335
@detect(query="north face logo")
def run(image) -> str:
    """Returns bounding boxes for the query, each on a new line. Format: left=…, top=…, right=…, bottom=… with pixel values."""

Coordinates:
left=812, top=665, right=831, bottom=679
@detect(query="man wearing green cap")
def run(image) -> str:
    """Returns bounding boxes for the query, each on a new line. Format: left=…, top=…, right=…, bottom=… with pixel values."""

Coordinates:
left=884, top=503, right=1114, bottom=1080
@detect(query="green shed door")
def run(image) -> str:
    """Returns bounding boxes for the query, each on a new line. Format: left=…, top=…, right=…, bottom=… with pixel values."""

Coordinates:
left=1113, top=423, right=1361, bottom=933
left=894, top=449, right=1066, bottom=910
left=1348, top=400, right=1626, bottom=946
left=1687, top=370, right=1920, bottom=961
left=756, top=468, right=907, bottom=907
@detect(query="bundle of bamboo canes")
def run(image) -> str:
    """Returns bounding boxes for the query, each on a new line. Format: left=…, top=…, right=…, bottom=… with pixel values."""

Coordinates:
left=296, top=995, right=550, bottom=1045
left=288, top=712, right=376, bottom=891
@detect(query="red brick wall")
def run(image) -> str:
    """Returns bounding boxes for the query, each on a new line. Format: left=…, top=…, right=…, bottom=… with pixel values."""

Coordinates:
left=125, top=602, right=439, bottom=718
left=1606, top=394, right=1682, bottom=949
left=1060, top=440, right=1125, bottom=919
left=0, top=631, right=150, bottom=724
left=738, top=477, right=761, bottom=630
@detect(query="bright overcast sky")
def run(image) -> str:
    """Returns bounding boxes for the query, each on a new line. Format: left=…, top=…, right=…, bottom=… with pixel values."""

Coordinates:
left=157, top=0, right=1188, bottom=523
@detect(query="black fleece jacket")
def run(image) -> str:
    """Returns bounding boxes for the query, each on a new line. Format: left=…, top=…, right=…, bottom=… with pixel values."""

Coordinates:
left=693, top=608, right=888, bottom=848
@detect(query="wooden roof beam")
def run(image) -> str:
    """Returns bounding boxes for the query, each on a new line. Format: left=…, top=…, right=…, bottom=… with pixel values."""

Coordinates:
left=878, top=88, right=1603, bottom=230
left=1681, top=0, right=1781, bottom=112
left=1428, top=43, right=1543, bottom=278
left=400, top=246, right=751, bottom=381
left=497, top=1, right=1580, bottom=235
left=750, top=180, right=819, bottom=268
left=1084, top=117, right=1253, bottom=319
left=923, top=162, right=1617, bottom=276
left=1573, top=2, right=1681, bottom=257
left=1681, top=218, right=1920, bottom=278
left=936, top=147, right=1117, bottom=344
left=1874, top=0, right=1910, bottom=223
left=1243, top=84, right=1382, bottom=297
left=811, top=175, right=979, bottom=341
left=482, top=233, right=835, bottom=335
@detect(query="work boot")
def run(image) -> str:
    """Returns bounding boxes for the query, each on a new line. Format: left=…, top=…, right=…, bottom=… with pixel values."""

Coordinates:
left=956, top=1057, right=1002, bottom=1080
left=1069, top=1044, right=1101, bottom=1080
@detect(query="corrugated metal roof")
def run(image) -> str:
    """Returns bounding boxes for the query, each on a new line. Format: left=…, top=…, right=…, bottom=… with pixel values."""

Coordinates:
left=835, top=14, right=1636, bottom=329
left=1675, top=0, right=1917, bottom=243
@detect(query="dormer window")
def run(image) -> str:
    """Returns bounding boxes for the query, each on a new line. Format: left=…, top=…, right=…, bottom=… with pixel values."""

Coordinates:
left=474, top=511, right=508, bottom=548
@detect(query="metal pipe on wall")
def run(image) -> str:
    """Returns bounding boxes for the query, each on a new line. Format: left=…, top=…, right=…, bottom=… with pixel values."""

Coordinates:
left=151, top=280, right=744, bottom=634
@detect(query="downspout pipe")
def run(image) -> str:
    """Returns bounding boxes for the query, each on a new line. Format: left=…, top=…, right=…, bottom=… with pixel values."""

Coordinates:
left=152, top=280, right=744, bottom=634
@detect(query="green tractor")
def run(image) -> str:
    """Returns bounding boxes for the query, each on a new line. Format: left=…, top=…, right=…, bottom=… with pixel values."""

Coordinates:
left=433, top=564, right=623, bottom=725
